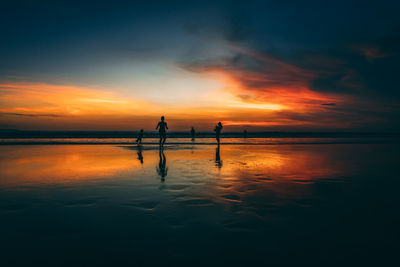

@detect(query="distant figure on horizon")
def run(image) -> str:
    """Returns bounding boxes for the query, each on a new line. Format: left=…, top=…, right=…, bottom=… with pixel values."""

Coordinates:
left=136, top=129, right=144, bottom=144
left=191, top=127, right=195, bottom=141
left=243, top=129, right=248, bottom=139
left=156, top=147, right=168, bottom=182
left=214, top=122, right=223, bottom=144
left=156, top=116, right=168, bottom=146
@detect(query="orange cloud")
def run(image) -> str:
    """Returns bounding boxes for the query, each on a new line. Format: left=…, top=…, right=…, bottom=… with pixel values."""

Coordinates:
left=0, top=82, right=171, bottom=130
left=0, top=82, right=155, bottom=116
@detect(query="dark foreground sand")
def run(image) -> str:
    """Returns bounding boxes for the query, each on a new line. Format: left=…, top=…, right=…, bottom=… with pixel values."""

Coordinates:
left=0, top=143, right=399, bottom=266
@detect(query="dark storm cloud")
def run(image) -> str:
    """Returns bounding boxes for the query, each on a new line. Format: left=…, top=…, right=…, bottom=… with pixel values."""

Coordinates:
left=176, top=0, right=400, bottom=130
left=177, top=0, right=400, bottom=102
left=306, top=33, right=400, bottom=97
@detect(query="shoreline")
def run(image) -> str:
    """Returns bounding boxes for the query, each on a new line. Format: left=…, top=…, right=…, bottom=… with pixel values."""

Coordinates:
left=1, top=140, right=397, bottom=145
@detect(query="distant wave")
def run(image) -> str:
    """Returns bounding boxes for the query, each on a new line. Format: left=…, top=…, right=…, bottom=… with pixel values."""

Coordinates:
left=0, top=130, right=399, bottom=139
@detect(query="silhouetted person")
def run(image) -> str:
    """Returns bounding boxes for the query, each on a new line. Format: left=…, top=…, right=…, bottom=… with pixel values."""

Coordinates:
left=137, top=145, right=143, bottom=164
left=214, top=122, right=223, bottom=144
left=215, top=144, right=222, bottom=168
left=156, top=147, right=168, bottom=182
left=156, top=116, right=168, bottom=146
left=243, top=129, right=247, bottom=139
left=136, top=129, right=144, bottom=144
left=191, top=127, right=195, bottom=141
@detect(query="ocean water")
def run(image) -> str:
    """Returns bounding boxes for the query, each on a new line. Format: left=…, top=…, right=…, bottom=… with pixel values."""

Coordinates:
left=0, top=142, right=399, bottom=266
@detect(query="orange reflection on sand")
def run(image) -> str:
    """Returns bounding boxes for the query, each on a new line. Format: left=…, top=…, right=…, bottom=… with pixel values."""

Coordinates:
left=210, top=145, right=345, bottom=180
left=138, top=145, right=349, bottom=204
left=201, top=145, right=348, bottom=204
left=0, top=144, right=349, bottom=209
left=0, top=145, right=140, bottom=188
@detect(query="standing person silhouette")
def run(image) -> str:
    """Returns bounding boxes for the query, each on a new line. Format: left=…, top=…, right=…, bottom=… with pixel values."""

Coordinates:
left=156, top=116, right=168, bottom=146
left=214, top=122, right=223, bottom=144
left=190, top=127, right=195, bottom=141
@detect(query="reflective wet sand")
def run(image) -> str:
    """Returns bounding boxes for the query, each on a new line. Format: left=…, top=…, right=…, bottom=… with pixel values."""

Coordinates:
left=0, top=143, right=399, bottom=265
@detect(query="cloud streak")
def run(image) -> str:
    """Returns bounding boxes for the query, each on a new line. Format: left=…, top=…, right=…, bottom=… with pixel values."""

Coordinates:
left=0, top=112, right=63, bottom=117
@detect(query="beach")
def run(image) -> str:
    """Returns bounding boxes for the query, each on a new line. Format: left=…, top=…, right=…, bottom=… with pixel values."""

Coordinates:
left=2, top=1, right=400, bottom=265
left=0, top=141, right=399, bottom=265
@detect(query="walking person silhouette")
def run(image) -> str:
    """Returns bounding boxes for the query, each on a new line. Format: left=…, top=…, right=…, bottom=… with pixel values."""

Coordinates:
left=136, top=129, right=144, bottom=144
left=214, top=122, right=223, bottom=144
left=156, top=116, right=168, bottom=146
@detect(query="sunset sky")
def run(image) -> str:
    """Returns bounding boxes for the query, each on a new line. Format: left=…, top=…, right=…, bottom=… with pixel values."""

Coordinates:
left=1, top=0, right=399, bottom=131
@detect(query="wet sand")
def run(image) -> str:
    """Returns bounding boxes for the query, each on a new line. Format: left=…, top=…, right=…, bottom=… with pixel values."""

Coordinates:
left=0, top=143, right=399, bottom=266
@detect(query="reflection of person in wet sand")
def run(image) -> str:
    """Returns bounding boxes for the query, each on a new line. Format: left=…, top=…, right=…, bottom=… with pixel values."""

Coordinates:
left=191, top=127, right=195, bottom=141
left=156, top=148, right=168, bottom=182
left=215, top=144, right=222, bottom=168
left=137, top=145, right=143, bottom=164
left=156, top=116, right=168, bottom=146
left=214, top=122, right=223, bottom=144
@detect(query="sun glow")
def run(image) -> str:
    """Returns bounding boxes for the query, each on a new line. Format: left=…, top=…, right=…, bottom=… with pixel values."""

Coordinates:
left=0, top=71, right=350, bottom=130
